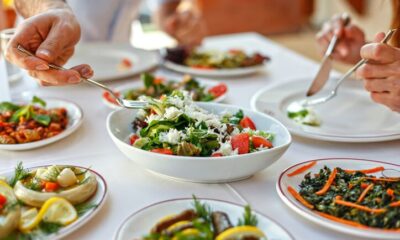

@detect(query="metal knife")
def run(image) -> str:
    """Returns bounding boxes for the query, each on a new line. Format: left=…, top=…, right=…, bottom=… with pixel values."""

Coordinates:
left=306, top=14, right=351, bottom=97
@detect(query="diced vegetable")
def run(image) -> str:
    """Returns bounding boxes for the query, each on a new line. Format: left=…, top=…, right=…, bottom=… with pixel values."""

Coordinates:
left=44, top=182, right=59, bottom=192
left=150, top=148, right=173, bottom=155
left=231, top=133, right=250, bottom=154
left=239, top=116, right=256, bottom=130
left=251, top=136, right=272, bottom=149
left=208, top=83, right=227, bottom=98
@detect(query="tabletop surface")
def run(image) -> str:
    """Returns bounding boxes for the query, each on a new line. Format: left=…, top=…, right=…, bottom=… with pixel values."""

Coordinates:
left=1, top=32, right=399, bottom=240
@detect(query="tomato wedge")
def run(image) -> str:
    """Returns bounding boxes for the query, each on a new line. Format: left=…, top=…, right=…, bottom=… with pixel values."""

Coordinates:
left=240, top=116, right=256, bottom=130
left=208, top=83, right=228, bottom=98
left=252, top=136, right=273, bottom=148
left=231, top=133, right=250, bottom=154
left=129, top=135, right=139, bottom=145
left=103, top=91, right=120, bottom=105
left=212, top=153, right=223, bottom=157
left=0, top=194, right=7, bottom=205
left=151, top=148, right=173, bottom=155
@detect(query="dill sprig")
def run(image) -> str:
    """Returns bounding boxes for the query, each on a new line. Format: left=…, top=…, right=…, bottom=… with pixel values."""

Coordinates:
left=8, top=162, right=30, bottom=187
left=192, top=195, right=212, bottom=224
left=237, top=205, right=258, bottom=226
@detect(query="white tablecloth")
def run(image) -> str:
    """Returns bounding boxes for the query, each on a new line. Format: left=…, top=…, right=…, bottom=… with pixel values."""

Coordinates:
left=1, top=33, right=399, bottom=240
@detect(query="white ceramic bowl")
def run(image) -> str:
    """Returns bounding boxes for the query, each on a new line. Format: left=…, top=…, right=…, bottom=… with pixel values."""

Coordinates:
left=106, top=102, right=291, bottom=183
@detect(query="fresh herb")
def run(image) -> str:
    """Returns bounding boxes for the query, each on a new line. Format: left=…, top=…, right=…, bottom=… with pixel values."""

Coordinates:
left=8, top=96, right=51, bottom=126
left=192, top=195, right=212, bottom=224
left=8, top=162, right=30, bottom=187
left=287, top=109, right=309, bottom=119
left=0, top=102, right=20, bottom=113
left=237, top=205, right=258, bottom=226
left=32, top=96, right=46, bottom=107
left=38, top=221, right=62, bottom=234
left=75, top=202, right=98, bottom=216
left=75, top=166, right=92, bottom=176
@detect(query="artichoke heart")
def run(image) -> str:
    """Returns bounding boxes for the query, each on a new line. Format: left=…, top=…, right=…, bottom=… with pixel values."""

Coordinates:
left=176, top=142, right=201, bottom=156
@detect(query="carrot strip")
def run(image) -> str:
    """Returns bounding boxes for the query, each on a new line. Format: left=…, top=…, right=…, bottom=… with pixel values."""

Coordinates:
left=345, top=166, right=385, bottom=174
left=363, top=177, right=400, bottom=182
left=316, top=168, right=337, bottom=195
left=287, top=186, right=314, bottom=209
left=287, top=161, right=317, bottom=177
left=387, top=188, right=395, bottom=200
left=316, top=211, right=367, bottom=228
left=335, top=198, right=386, bottom=214
left=389, top=200, right=400, bottom=207
left=357, top=184, right=374, bottom=203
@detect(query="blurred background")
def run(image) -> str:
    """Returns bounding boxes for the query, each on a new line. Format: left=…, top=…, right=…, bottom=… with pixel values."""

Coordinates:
left=0, top=0, right=393, bottom=72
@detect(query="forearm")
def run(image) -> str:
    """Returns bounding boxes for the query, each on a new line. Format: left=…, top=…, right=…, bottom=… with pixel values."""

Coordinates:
left=14, top=0, right=68, bottom=18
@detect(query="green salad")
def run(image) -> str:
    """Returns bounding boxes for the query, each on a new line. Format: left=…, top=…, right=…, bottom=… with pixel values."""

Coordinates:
left=103, top=73, right=227, bottom=105
left=185, top=49, right=268, bottom=69
left=130, top=91, right=274, bottom=157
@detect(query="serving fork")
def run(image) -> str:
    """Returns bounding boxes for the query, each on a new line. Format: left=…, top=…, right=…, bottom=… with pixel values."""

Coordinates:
left=17, top=45, right=148, bottom=109
left=302, top=28, right=397, bottom=107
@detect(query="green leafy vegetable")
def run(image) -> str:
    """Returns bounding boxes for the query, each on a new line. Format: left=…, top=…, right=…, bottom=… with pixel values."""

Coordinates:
left=32, top=96, right=46, bottom=107
left=8, top=96, right=51, bottom=126
left=237, top=205, right=258, bottom=226
left=32, top=114, right=51, bottom=126
left=192, top=195, right=212, bottom=224
left=38, top=221, right=62, bottom=234
left=8, top=162, right=30, bottom=187
left=75, top=202, right=98, bottom=216
left=0, top=102, right=20, bottom=113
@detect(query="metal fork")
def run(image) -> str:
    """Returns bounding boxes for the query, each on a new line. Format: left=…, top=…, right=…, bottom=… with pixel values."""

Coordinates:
left=302, top=28, right=397, bottom=107
left=16, top=45, right=147, bottom=109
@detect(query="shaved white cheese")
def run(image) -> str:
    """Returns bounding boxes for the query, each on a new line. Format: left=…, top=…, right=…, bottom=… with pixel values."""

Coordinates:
left=146, top=114, right=161, bottom=124
left=159, top=129, right=186, bottom=145
left=164, top=107, right=182, bottom=119
left=137, top=109, right=147, bottom=120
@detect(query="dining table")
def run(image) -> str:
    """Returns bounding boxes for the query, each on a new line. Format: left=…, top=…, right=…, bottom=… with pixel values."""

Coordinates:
left=1, top=32, right=399, bottom=240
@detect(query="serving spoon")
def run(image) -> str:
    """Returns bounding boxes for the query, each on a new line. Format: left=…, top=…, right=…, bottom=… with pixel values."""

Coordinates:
left=16, top=45, right=148, bottom=109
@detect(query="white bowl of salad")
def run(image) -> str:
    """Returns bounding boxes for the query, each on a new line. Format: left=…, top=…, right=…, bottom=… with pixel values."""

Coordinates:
left=106, top=91, right=291, bottom=183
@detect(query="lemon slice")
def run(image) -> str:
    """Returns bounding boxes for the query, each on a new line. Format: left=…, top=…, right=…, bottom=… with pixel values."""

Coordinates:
left=19, top=208, right=40, bottom=232
left=41, top=197, right=78, bottom=225
left=19, top=197, right=78, bottom=232
left=216, top=226, right=266, bottom=240
left=172, top=228, right=200, bottom=240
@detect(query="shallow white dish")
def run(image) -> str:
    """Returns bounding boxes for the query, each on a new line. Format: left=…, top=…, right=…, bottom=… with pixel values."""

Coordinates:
left=251, top=78, right=400, bottom=142
left=107, top=102, right=291, bottom=183
left=0, top=97, right=83, bottom=151
left=102, top=79, right=227, bottom=109
left=277, top=158, right=400, bottom=239
left=164, top=60, right=265, bottom=78
left=66, top=43, right=159, bottom=82
left=114, top=198, right=293, bottom=240
left=0, top=164, right=108, bottom=240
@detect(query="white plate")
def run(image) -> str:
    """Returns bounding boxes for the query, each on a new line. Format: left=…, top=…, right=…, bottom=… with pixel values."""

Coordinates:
left=66, top=43, right=159, bottom=82
left=0, top=164, right=108, bottom=240
left=251, top=78, right=400, bottom=142
left=164, top=60, right=265, bottom=78
left=0, top=97, right=83, bottom=151
left=277, top=158, right=400, bottom=239
left=102, top=79, right=227, bottom=109
left=107, top=102, right=291, bottom=183
left=114, top=198, right=293, bottom=240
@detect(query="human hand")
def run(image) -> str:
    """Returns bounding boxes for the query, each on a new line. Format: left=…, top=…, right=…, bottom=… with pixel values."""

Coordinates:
left=164, top=10, right=206, bottom=50
left=5, top=8, right=93, bottom=86
left=316, top=14, right=366, bottom=64
left=356, top=32, right=400, bottom=112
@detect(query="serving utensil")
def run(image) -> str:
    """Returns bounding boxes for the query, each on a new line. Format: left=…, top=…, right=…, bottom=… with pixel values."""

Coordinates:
left=302, top=28, right=397, bottom=107
left=16, top=45, right=147, bottom=109
left=306, top=13, right=351, bottom=97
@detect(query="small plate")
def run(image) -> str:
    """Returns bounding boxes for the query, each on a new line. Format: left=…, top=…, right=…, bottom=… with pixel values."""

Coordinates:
left=102, top=79, right=228, bottom=109
left=164, top=60, right=265, bottom=78
left=277, top=158, right=400, bottom=239
left=251, top=78, right=400, bottom=142
left=114, top=198, right=293, bottom=240
left=0, top=98, right=83, bottom=151
left=0, top=164, right=108, bottom=240
left=66, top=43, right=159, bottom=82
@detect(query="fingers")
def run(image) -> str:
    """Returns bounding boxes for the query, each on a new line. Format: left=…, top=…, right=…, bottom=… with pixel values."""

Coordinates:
left=373, top=32, right=385, bottom=42
left=364, top=78, right=400, bottom=92
left=35, top=27, right=64, bottom=63
left=360, top=43, right=400, bottom=63
left=356, top=62, right=398, bottom=79
left=29, top=68, right=82, bottom=86
left=71, top=64, right=94, bottom=79
left=371, top=92, right=400, bottom=112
